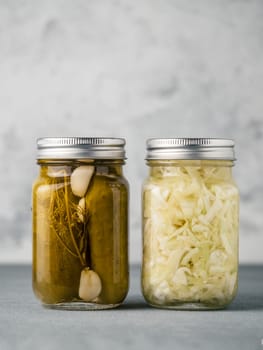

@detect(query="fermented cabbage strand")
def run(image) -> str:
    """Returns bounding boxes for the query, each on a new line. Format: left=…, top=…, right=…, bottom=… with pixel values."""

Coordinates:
left=143, top=164, right=239, bottom=306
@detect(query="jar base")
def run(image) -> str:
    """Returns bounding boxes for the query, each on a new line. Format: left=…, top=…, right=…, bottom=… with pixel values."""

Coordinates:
left=43, top=302, right=121, bottom=311
left=148, top=302, right=227, bottom=310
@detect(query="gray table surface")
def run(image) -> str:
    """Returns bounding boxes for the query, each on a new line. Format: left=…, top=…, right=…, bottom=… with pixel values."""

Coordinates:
left=0, top=265, right=262, bottom=350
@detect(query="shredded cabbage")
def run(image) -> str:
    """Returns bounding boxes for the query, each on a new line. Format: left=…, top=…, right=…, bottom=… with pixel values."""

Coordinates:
left=142, top=164, right=239, bottom=306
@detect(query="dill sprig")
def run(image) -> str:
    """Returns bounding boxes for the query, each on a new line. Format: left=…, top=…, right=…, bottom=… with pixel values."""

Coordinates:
left=48, top=172, right=89, bottom=267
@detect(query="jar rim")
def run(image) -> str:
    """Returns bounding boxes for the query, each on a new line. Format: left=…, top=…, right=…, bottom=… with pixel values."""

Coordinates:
left=146, top=138, right=236, bottom=160
left=36, top=137, right=126, bottom=160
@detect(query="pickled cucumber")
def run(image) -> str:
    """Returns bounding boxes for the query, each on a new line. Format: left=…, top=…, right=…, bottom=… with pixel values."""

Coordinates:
left=32, top=175, right=83, bottom=304
left=85, top=175, right=129, bottom=304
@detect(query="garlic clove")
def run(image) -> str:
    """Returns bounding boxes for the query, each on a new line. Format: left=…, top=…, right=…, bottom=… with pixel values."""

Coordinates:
left=77, top=197, right=86, bottom=222
left=70, top=166, right=94, bottom=197
left=79, top=268, right=102, bottom=302
left=47, top=166, right=71, bottom=178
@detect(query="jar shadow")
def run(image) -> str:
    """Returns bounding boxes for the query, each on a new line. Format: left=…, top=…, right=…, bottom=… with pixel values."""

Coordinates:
left=227, top=294, right=263, bottom=311
left=227, top=265, right=263, bottom=311
left=118, top=297, right=150, bottom=310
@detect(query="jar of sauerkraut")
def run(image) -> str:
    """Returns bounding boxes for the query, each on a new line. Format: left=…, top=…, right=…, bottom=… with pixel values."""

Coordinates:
left=142, top=138, right=239, bottom=310
left=32, top=137, right=129, bottom=310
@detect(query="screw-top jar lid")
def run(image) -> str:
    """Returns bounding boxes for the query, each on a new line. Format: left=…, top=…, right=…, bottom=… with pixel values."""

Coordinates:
left=146, top=138, right=235, bottom=160
left=36, top=137, right=126, bottom=159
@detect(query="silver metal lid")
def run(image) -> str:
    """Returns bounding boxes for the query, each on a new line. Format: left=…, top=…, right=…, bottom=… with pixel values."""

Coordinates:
left=146, top=138, right=235, bottom=160
left=37, top=137, right=126, bottom=159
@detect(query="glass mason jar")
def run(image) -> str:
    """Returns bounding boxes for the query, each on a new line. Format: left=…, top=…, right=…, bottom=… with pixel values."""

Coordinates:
left=32, top=137, right=129, bottom=310
left=142, top=138, right=239, bottom=310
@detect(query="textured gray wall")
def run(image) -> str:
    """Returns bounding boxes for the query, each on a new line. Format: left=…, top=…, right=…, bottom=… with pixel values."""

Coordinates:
left=0, top=0, right=262, bottom=263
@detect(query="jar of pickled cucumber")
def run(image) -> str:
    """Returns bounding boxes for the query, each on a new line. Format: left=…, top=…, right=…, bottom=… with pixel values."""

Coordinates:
left=32, top=137, right=129, bottom=310
left=142, top=138, right=239, bottom=310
